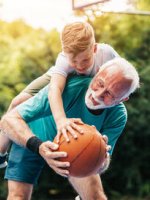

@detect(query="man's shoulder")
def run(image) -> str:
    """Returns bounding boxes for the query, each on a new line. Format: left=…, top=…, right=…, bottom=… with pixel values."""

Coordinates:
left=65, top=75, right=92, bottom=89
left=104, top=103, right=127, bottom=125
left=107, top=103, right=127, bottom=116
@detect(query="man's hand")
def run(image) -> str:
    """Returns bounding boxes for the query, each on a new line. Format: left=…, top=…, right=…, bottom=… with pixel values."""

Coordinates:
left=39, top=141, right=70, bottom=177
left=56, top=118, right=84, bottom=143
left=98, top=135, right=111, bottom=174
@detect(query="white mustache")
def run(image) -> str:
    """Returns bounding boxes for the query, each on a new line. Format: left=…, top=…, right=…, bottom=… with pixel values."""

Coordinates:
left=90, top=90, right=102, bottom=104
left=85, top=87, right=118, bottom=110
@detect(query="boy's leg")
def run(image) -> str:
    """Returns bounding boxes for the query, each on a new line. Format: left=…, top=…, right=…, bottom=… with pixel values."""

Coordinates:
left=0, top=132, right=11, bottom=154
left=23, top=73, right=51, bottom=95
left=7, top=180, right=33, bottom=200
left=0, top=152, right=7, bottom=168
left=69, top=174, right=107, bottom=200
left=0, top=132, right=10, bottom=168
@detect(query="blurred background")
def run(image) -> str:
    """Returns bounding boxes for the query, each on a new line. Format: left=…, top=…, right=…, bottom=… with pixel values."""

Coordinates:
left=0, top=0, right=150, bottom=199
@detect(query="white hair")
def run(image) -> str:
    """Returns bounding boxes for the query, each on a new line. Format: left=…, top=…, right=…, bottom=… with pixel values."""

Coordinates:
left=99, top=57, right=140, bottom=99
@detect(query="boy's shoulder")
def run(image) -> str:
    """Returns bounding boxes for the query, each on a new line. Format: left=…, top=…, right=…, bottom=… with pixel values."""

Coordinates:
left=96, top=43, right=120, bottom=63
left=97, top=43, right=115, bottom=51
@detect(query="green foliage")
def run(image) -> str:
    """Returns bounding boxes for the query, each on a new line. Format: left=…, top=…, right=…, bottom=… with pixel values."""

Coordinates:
left=0, top=20, right=61, bottom=116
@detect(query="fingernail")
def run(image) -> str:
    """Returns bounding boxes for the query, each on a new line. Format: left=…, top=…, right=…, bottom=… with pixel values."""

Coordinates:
left=108, top=145, right=111, bottom=149
left=53, top=144, right=58, bottom=149
left=62, top=175, right=68, bottom=178
left=65, top=171, right=69, bottom=175
left=66, top=163, right=70, bottom=167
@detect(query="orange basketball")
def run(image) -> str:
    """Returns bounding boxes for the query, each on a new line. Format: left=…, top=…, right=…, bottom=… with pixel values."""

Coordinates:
left=54, top=124, right=106, bottom=177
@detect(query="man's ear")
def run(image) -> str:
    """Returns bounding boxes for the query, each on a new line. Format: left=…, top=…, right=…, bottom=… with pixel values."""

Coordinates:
left=121, top=97, right=129, bottom=102
left=94, top=43, right=97, bottom=53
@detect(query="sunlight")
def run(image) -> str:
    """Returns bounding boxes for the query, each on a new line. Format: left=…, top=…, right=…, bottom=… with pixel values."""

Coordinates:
left=0, top=0, right=133, bottom=30
left=102, top=0, right=134, bottom=11
left=0, top=0, right=73, bottom=30
left=103, top=0, right=133, bottom=11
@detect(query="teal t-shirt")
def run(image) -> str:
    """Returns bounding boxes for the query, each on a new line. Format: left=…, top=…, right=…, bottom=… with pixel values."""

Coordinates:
left=17, top=75, right=127, bottom=155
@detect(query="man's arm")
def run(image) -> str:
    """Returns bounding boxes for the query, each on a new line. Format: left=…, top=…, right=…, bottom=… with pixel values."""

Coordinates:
left=1, top=110, right=34, bottom=146
left=1, top=110, right=70, bottom=177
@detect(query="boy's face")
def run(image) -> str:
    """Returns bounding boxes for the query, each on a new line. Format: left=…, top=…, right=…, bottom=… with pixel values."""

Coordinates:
left=65, top=44, right=97, bottom=74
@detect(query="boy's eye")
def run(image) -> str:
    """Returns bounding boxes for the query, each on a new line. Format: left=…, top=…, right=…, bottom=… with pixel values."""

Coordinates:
left=83, top=59, right=89, bottom=62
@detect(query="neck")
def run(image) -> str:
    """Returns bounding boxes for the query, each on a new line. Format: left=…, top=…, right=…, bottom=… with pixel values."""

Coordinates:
left=86, top=106, right=104, bottom=115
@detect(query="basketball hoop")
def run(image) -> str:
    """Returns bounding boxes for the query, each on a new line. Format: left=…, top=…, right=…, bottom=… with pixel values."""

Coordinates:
left=72, top=0, right=150, bottom=16
left=72, top=0, right=110, bottom=10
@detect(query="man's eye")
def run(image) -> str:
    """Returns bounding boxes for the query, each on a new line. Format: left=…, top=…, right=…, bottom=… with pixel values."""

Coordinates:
left=98, top=81, right=104, bottom=87
left=105, top=91, right=110, bottom=96
left=105, top=92, right=113, bottom=99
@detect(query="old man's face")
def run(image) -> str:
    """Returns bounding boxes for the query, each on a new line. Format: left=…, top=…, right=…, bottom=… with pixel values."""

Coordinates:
left=85, top=65, right=131, bottom=110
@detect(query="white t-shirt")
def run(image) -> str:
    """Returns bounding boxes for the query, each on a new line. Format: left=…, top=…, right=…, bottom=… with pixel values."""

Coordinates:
left=47, top=43, right=120, bottom=77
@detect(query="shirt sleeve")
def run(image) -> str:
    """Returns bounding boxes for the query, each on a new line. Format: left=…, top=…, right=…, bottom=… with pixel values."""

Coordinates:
left=46, top=52, right=74, bottom=77
left=102, top=44, right=120, bottom=64
left=17, top=85, right=51, bottom=122
left=100, top=103, right=127, bottom=155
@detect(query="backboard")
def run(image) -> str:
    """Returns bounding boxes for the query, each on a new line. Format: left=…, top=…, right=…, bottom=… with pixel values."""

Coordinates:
left=72, top=0, right=150, bottom=16
left=72, top=0, right=110, bottom=10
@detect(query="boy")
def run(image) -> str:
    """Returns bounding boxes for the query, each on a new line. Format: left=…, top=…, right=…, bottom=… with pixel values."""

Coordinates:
left=0, top=21, right=120, bottom=168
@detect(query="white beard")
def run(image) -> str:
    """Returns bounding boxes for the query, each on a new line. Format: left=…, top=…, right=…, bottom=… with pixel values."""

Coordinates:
left=85, top=88, right=116, bottom=110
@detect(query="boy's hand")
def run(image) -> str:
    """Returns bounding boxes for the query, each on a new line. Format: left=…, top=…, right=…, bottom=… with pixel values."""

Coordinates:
left=56, top=118, right=84, bottom=143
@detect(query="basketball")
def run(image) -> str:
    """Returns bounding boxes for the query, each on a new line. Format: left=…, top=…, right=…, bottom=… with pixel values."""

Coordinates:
left=53, top=123, right=106, bottom=177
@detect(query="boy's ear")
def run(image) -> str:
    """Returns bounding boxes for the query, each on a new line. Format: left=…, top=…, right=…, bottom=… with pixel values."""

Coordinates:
left=94, top=43, right=97, bottom=53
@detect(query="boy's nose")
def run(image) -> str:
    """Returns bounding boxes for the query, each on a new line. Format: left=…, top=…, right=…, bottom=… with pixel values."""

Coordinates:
left=76, top=65, right=84, bottom=70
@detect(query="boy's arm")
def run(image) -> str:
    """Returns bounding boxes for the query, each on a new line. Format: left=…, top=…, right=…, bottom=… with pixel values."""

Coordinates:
left=48, top=74, right=83, bottom=143
left=48, top=73, right=67, bottom=124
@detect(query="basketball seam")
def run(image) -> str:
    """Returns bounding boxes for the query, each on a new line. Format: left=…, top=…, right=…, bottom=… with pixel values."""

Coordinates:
left=70, top=134, right=95, bottom=164
left=91, top=136, right=102, bottom=173
left=76, top=134, right=102, bottom=175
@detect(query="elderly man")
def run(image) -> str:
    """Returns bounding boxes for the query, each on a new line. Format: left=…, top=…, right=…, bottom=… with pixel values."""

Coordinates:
left=1, top=58, right=139, bottom=200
